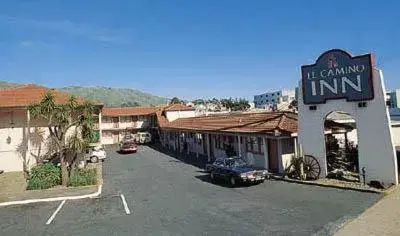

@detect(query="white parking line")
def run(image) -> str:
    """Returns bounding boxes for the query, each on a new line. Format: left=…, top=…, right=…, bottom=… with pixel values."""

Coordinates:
left=46, top=200, right=66, bottom=225
left=120, top=194, right=131, bottom=215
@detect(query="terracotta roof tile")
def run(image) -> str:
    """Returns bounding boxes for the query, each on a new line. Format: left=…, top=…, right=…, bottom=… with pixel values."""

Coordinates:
left=162, top=111, right=298, bottom=135
left=0, top=84, right=97, bottom=108
left=102, top=106, right=163, bottom=116
left=163, top=104, right=194, bottom=111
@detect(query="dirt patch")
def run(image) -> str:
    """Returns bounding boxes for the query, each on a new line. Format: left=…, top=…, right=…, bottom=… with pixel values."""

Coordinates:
left=0, top=171, right=27, bottom=202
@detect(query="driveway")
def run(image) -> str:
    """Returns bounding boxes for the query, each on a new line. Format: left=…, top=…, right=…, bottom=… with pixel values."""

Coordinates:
left=0, top=146, right=381, bottom=235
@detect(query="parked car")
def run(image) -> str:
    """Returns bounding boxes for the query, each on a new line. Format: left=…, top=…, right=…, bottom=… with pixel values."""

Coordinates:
left=119, top=141, right=138, bottom=153
left=86, top=145, right=107, bottom=163
left=120, top=134, right=135, bottom=146
left=209, top=157, right=268, bottom=186
left=135, top=132, right=152, bottom=144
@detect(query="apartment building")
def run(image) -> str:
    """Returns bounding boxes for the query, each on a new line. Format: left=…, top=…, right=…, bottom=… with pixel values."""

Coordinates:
left=254, top=89, right=295, bottom=109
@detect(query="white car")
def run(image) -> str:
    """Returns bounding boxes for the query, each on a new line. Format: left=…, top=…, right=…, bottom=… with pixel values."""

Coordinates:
left=86, top=145, right=107, bottom=163
left=135, top=132, right=152, bottom=144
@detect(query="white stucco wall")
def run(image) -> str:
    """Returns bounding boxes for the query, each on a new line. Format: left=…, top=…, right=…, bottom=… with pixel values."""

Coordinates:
left=298, top=68, right=398, bottom=185
left=392, top=125, right=400, bottom=147
left=0, top=109, right=81, bottom=172
left=166, top=110, right=196, bottom=122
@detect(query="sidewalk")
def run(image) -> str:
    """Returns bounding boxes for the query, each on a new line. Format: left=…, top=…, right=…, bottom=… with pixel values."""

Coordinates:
left=335, top=186, right=400, bottom=236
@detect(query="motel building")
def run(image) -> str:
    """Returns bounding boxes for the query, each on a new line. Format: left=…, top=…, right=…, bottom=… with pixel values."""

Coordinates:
left=158, top=112, right=299, bottom=173
left=96, top=104, right=196, bottom=145
left=0, top=85, right=102, bottom=172
left=1, top=78, right=399, bottom=184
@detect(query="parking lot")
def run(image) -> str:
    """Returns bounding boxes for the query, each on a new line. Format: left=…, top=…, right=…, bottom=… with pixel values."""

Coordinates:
left=0, top=146, right=381, bottom=236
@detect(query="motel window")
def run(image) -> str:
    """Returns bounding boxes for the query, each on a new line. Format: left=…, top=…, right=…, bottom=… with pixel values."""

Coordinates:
left=282, top=139, right=295, bottom=155
left=102, top=117, right=110, bottom=123
left=266, top=94, right=268, bottom=97
left=132, top=116, right=138, bottom=122
left=272, top=99, right=275, bottom=102
left=271, top=93, right=274, bottom=96
left=120, top=116, right=132, bottom=123
left=258, top=137, right=264, bottom=154
left=215, top=135, right=223, bottom=149
left=196, top=133, right=202, bottom=145
left=277, top=92, right=280, bottom=96
left=246, top=137, right=254, bottom=152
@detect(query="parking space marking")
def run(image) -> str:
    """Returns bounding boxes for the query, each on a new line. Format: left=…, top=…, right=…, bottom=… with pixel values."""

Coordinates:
left=46, top=200, right=66, bottom=225
left=120, top=194, right=131, bottom=215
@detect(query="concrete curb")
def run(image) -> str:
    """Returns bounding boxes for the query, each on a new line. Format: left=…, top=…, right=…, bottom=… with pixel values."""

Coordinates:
left=270, top=176, right=382, bottom=194
left=0, top=184, right=102, bottom=207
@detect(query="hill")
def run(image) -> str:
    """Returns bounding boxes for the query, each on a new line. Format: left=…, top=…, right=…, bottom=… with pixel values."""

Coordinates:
left=0, top=81, right=168, bottom=107
left=59, top=86, right=168, bottom=107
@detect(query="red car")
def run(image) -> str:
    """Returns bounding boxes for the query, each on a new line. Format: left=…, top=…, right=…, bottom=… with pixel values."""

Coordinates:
left=119, top=141, right=138, bottom=153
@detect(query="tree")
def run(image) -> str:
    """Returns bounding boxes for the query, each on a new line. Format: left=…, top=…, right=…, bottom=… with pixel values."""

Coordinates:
left=220, top=98, right=250, bottom=111
left=170, top=97, right=182, bottom=104
left=28, top=92, right=97, bottom=186
left=288, top=100, right=298, bottom=111
left=192, top=99, right=205, bottom=105
left=121, top=101, right=140, bottom=107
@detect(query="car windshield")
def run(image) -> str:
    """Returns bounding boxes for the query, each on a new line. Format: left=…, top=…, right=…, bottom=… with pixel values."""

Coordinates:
left=225, top=158, right=248, bottom=168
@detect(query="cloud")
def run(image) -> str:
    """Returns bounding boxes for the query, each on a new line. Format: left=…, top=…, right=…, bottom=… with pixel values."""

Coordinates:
left=0, top=14, right=132, bottom=44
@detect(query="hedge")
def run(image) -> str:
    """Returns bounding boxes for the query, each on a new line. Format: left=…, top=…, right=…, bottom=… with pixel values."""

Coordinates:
left=27, top=163, right=61, bottom=190
left=68, top=168, right=97, bottom=187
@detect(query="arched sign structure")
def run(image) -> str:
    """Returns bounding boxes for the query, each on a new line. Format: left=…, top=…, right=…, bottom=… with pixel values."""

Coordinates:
left=298, top=49, right=398, bottom=185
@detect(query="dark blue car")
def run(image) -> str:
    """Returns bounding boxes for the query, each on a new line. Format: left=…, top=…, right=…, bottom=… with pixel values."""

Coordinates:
left=209, top=157, right=268, bottom=186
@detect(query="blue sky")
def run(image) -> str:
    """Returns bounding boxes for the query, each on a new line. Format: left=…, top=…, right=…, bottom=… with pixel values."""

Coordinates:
left=0, top=0, right=399, bottom=100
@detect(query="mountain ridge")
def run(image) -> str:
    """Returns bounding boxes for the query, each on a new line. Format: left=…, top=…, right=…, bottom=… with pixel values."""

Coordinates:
left=0, top=81, right=168, bottom=107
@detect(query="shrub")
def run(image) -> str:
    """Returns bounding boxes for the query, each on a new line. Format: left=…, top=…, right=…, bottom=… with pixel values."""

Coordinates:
left=27, top=163, right=61, bottom=190
left=68, top=168, right=97, bottom=187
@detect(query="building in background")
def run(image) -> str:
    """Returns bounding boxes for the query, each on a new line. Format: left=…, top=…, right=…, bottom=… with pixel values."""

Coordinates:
left=253, top=89, right=296, bottom=110
left=387, top=89, right=400, bottom=108
left=97, top=104, right=195, bottom=145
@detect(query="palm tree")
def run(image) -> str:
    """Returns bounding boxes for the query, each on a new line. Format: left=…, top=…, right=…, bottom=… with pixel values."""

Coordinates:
left=28, top=92, right=97, bottom=186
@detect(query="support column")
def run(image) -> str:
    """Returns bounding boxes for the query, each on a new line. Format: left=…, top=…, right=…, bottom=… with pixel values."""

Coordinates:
left=186, top=132, right=190, bottom=155
left=344, top=132, right=349, bottom=153
left=207, top=133, right=211, bottom=162
left=277, top=138, right=283, bottom=173
left=263, top=137, right=269, bottom=170
left=238, top=135, right=242, bottom=157
left=26, top=110, right=31, bottom=167
left=294, top=137, right=298, bottom=157
left=98, top=111, right=103, bottom=144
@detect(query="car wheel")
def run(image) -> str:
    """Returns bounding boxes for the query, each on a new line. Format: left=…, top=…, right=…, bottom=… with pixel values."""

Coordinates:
left=91, top=156, right=98, bottom=163
left=230, top=176, right=236, bottom=187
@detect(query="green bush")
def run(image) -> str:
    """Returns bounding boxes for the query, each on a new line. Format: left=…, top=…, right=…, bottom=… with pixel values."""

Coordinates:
left=27, top=163, right=61, bottom=190
left=68, top=168, right=97, bottom=187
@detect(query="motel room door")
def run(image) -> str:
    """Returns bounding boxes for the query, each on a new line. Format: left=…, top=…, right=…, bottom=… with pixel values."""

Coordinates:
left=268, top=139, right=279, bottom=173
left=112, top=131, right=119, bottom=143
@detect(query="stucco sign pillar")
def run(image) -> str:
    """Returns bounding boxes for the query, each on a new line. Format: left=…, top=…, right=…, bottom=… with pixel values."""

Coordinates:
left=298, top=49, right=398, bottom=185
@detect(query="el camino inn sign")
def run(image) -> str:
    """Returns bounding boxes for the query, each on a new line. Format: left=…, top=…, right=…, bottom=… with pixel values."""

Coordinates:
left=301, top=49, right=374, bottom=104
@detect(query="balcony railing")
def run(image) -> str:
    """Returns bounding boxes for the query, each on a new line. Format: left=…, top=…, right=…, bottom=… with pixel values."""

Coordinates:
left=113, top=123, right=119, bottom=128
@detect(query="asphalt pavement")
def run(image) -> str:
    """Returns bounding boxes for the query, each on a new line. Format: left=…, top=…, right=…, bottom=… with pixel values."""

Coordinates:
left=0, top=146, right=381, bottom=236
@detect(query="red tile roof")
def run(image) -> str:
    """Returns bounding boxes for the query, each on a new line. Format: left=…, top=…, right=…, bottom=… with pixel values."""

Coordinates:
left=102, top=106, right=163, bottom=117
left=163, top=104, right=194, bottom=111
left=162, top=112, right=298, bottom=135
left=0, top=84, right=98, bottom=108
left=102, top=104, right=193, bottom=117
